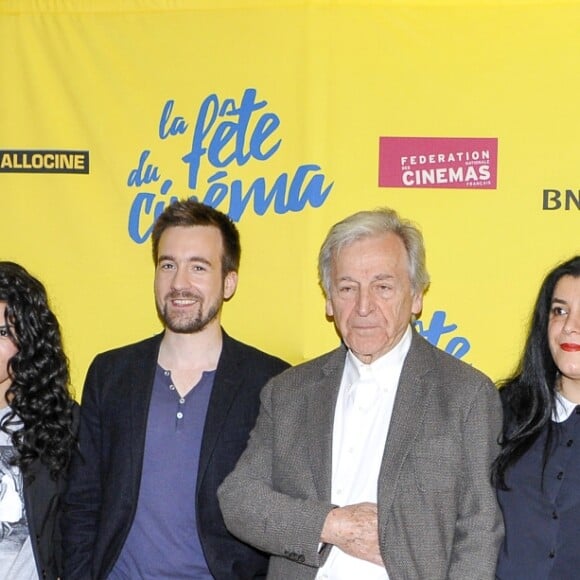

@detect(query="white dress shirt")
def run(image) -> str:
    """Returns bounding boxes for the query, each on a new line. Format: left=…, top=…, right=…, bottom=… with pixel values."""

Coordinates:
left=553, top=390, right=578, bottom=423
left=316, top=325, right=412, bottom=580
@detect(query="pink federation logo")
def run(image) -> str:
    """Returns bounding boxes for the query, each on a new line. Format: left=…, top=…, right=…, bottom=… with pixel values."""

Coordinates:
left=379, top=137, right=498, bottom=189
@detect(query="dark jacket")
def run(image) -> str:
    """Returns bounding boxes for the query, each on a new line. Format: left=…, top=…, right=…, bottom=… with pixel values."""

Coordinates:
left=62, top=331, right=289, bottom=579
left=24, top=403, right=79, bottom=580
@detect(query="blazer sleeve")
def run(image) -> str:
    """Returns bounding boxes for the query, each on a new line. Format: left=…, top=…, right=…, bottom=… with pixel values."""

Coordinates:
left=54, top=402, right=81, bottom=578
left=218, top=377, right=335, bottom=569
left=61, top=356, right=104, bottom=580
left=447, top=377, right=504, bottom=579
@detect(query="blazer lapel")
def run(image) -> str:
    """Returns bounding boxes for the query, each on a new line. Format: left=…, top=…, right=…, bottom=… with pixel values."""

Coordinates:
left=129, top=333, right=163, bottom=495
left=197, top=333, right=241, bottom=484
left=306, top=346, right=346, bottom=500
left=378, top=332, right=434, bottom=518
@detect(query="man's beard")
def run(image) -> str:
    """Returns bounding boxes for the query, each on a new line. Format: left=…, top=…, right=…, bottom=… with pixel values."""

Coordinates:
left=157, top=291, right=222, bottom=334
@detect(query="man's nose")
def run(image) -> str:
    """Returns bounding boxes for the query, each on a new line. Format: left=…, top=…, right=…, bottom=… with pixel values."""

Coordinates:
left=170, top=266, right=190, bottom=290
left=356, top=287, right=375, bottom=315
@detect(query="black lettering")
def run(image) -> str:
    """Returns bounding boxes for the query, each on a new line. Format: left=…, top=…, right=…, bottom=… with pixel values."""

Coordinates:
left=543, top=189, right=561, bottom=210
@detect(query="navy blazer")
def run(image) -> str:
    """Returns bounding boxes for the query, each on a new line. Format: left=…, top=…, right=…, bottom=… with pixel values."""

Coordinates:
left=62, top=331, right=289, bottom=580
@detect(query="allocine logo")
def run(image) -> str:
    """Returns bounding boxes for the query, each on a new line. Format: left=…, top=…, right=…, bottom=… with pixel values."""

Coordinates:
left=0, top=150, right=89, bottom=174
left=379, top=137, right=497, bottom=189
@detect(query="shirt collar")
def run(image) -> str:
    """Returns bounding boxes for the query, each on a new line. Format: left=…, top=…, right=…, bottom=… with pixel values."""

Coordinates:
left=344, top=324, right=413, bottom=385
left=553, top=390, right=579, bottom=423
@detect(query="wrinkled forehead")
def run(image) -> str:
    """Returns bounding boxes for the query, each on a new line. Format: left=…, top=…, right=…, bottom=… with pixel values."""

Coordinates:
left=331, top=232, right=411, bottom=271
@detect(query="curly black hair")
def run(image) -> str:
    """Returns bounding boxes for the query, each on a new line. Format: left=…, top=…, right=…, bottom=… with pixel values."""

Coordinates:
left=0, top=261, right=76, bottom=480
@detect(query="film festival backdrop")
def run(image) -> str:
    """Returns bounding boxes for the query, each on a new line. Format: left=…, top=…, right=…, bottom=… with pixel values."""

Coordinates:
left=1, top=0, right=578, bottom=397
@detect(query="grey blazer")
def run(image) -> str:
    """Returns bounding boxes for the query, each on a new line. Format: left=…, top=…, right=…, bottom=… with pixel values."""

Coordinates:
left=218, top=331, right=503, bottom=580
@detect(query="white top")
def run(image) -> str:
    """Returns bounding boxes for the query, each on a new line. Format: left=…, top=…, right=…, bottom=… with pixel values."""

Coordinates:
left=553, top=390, right=578, bottom=423
left=316, top=325, right=412, bottom=580
left=0, top=407, right=38, bottom=580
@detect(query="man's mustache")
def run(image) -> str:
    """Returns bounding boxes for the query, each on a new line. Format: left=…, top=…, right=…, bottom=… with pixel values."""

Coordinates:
left=165, top=291, right=202, bottom=301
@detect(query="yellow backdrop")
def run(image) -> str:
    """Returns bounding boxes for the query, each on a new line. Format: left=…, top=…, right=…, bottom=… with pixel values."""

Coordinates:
left=1, top=0, right=578, bottom=396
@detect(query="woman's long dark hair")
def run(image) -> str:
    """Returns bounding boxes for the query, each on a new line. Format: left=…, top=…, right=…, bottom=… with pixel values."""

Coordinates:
left=0, top=261, right=75, bottom=480
left=492, top=255, right=580, bottom=489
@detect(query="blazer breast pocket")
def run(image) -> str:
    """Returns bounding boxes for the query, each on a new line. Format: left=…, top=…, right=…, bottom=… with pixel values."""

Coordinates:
left=411, top=436, right=461, bottom=493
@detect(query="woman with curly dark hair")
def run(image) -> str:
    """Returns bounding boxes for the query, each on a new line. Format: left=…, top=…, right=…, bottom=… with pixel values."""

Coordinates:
left=493, top=255, right=580, bottom=579
left=0, top=261, right=77, bottom=580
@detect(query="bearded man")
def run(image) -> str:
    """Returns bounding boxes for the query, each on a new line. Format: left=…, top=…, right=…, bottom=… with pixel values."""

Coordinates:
left=62, top=200, right=288, bottom=580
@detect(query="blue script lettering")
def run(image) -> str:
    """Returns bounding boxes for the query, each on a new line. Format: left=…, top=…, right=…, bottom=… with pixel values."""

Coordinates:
left=128, top=180, right=177, bottom=244
left=414, top=310, right=470, bottom=359
left=159, top=100, right=188, bottom=139
left=445, top=337, right=471, bottom=359
left=183, top=88, right=280, bottom=188
left=201, top=165, right=333, bottom=221
left=127, top=89, right=334, bottom=242
left=127, top=150, right=160, bottom=187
